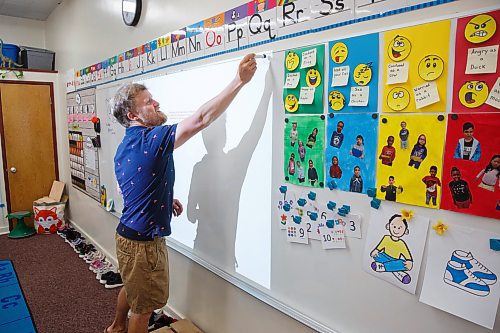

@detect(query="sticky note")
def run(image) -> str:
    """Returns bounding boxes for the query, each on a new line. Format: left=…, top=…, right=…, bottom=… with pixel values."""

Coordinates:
left=465, top=45, right=498, bottom=74
left=284, top=72, right=300, bottom=88
left=301, top=48, right=317, bottom=68
left=413, top=81, right=440, bottom=109
left=331, top=66, right=350, bottom=87
left=387, top=62, right=409, bottom=85
left=299, top=87, right=315, bottom=104
left=349, top=86, right=369, bottom=106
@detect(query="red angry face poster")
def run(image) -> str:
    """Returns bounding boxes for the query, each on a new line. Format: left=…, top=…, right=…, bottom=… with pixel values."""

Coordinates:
left=452, top=10, right=500, bottom=113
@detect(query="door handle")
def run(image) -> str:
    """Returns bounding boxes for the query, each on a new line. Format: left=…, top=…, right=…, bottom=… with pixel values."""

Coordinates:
left=9, top=167, right=17, bottom=173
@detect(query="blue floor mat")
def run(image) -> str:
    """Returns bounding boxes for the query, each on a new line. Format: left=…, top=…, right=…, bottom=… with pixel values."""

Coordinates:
left=0, top=260, right=37, bottom=333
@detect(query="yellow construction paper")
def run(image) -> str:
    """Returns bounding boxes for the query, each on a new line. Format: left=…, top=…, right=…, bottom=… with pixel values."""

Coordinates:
left=376, top=114, right=446, bottom=209
left=382, top=20, right=451, bottom=112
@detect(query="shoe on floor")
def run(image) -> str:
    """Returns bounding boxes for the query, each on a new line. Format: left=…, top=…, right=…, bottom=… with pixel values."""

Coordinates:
left=105, top=272, right=123, bottom=289
left=151, top=314, right=177, bottom=330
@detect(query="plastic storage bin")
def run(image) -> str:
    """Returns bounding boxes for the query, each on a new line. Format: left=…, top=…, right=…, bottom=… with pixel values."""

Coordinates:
left=1, top=43, right=20, bottom=67
left=20, top=46, right=55, bottom=70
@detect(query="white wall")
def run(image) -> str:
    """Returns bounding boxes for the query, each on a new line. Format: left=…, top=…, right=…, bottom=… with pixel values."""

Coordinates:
left=37, top=1, right=500, bottom=332
left=0, top=15, right=46, bottom=48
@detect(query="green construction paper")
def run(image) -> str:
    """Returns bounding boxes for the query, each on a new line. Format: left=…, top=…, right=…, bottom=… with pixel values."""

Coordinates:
left=283, top=44, right=325, bottom=115
left=284, top=115, right=325, bottom=188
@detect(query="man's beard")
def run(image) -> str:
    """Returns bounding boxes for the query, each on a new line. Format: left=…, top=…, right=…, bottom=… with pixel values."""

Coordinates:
left=145, top=111, right=167, bottom=126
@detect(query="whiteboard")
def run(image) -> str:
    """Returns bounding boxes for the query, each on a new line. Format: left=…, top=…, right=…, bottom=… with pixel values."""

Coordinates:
left=96, top=83, right=125, bottom=215
left=97, top=56, right=274, bottom=288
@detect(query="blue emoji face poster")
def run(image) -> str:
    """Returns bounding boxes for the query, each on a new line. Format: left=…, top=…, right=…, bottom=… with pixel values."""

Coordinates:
left=328, top=33, right=379, bottom=113
left=325, top=113, right=378, bottom=194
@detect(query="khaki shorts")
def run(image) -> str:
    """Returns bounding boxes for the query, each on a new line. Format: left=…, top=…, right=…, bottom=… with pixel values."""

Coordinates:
left=115, top=233, right=169, bottom=314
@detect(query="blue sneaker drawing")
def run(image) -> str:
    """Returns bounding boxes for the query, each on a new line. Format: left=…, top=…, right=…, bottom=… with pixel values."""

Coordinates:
left=450, top=250, right=497, bottom=285
left=444, top=260, right=490, bottom=297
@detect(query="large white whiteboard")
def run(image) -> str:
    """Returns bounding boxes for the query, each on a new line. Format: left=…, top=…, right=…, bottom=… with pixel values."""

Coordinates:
left=97, top=56, right=274, bottom=288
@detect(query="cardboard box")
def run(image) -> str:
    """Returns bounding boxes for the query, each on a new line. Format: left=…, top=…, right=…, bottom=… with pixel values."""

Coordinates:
left=33, top=181, right=68, bottom=234
left=33, top=180, right=67, bottom=205
left=170, top=319, right=204, bottom=333
left=150, top=327, right=174, bottom=333
left=151, top=319, right=203, bottom=333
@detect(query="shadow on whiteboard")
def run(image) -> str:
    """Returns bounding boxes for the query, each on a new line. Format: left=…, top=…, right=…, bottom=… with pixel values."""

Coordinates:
left=143, top=56, right=273, bottom=288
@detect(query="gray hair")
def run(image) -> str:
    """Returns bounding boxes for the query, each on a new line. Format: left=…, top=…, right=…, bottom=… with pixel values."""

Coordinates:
left=111, top=83, right=147, bottom=127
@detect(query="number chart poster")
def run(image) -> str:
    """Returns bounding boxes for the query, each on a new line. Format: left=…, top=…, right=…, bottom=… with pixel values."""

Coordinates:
left=441, top=113, right=500, bottom=219
left=327, top=33, right=380, bottom=113
left=376, top=114, right=446, bottom=209
left=284, top=116, right=325, bottom=187
left=452, top=9, right=500, bottom=113
left=325, top=113, right=378, bottom=194
left=363, top=207, right=429, bottom=294
left=382, top=20, right=451, bottom=113
left=420, top=224, right=500, bottom=330
left=283, top=44, right=325, bottom=114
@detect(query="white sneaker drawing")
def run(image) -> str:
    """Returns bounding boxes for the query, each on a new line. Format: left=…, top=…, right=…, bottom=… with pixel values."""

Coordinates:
left=444, top=260, right=490, bottom=297
left=450, top=250, right=497, bottom=285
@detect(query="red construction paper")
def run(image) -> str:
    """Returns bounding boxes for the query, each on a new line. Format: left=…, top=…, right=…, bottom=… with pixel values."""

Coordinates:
left=441, top=113, right=500, bottom=219
left=452, top=9, right=500, bottom=113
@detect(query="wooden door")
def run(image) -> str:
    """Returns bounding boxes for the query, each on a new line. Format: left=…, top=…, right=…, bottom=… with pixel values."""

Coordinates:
left=0, top=82, right=58, bottom=228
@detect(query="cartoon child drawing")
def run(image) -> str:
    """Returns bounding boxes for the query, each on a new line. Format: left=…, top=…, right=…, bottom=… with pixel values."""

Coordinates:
left=399, top=121, right=409, bottom=150
left=330, top=121, right=344, bottom=148
left=296, top=160, right=305, bottom=183
left=306, top=127, right=318, bottom=149
left=476, top=154, right=500, bottom=192
left=379, top=135, right=396, bottom=166
left=408, top=134, right=427, bottom=169
left=329, top=156, right=342, bottom=179
left=349, top=166, right=363, bottom=193
left=449, top=167, right=472, bottom=209
left=422, top=165, right=441, bottom=206
left=308, top=159, right=318, bottom=186
left=297, top=140, right=305, bottom=161
left=350, top=135, right=365, bottom=159
left=370, top=214, right=413, bottom=285
left=380, top=176, right=403, bottom=202
left=289, top=122, right=298, bottom=147
left=288, top=153, right=295, bottom=175
left=453, top=122, right=481, bottom=161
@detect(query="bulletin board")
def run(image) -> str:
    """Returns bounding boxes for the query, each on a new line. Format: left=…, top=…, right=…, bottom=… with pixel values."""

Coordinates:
left=69, top=1, right=500, bottom=333
left=66, top=88, right=101, bottom=202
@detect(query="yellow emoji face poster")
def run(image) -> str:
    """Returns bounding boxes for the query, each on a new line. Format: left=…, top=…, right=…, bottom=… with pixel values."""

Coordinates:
left=382, top=20, right=450, bottom=113
left=376, top=114, right=446, bottom=209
